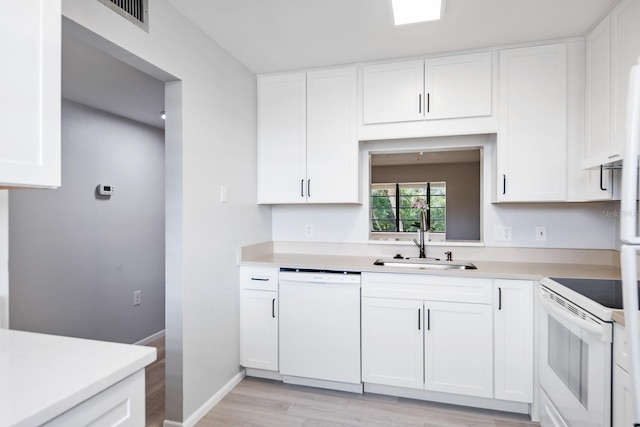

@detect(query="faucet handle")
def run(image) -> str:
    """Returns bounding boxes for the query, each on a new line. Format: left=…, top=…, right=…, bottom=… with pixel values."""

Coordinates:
left=445, top=251, right=452, bottom=262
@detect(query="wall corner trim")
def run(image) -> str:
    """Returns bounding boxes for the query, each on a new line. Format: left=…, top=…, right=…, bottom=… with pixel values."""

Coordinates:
left=163, top=370, right=245, bottom=427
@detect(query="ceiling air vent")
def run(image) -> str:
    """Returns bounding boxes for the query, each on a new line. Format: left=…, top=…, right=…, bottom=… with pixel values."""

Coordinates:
left=98, top=0, right=149, bottom=32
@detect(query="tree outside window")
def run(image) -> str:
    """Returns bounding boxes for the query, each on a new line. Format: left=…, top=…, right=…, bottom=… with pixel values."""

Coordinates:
left=371, top=182, right=446, bottom=236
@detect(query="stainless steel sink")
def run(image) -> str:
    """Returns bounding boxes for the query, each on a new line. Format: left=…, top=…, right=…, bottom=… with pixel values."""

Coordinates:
left=373, top=258, right=477, bottom=270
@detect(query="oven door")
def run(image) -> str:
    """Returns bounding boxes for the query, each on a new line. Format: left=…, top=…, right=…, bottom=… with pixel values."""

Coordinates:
left=539, top=286, right=613, bottom=427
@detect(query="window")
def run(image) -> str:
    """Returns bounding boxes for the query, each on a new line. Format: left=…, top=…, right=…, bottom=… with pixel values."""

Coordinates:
left=371, top=182, right=446, bottom=236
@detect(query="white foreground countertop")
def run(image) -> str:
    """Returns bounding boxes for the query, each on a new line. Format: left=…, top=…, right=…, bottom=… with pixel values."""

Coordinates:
left=0, top=329, right=156, bottom=427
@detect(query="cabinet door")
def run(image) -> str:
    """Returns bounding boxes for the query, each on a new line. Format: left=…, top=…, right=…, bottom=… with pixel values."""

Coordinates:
left=362, top=60, right=424, bottom=124
left=585, top=15, right=613, bottom=166
left=425, top=52, right=492, bottom=120
left=240, top=290, right=278, bottom=371
left=424, top=301, right=493, bottom=398
left=306, top=67, right=358, bottom=203
left=0, top=0, right=61, bottom=188
left=498, top=43, right=567, bottom=202
left=257, top=73, right=307, bottom=204
left=494, top=280, right=533, bottom=403
left=613, top=364, right=634, bottom=427
left=611, top=0, right=640, bottom=150
left=361, top=297, right=424, bottom=389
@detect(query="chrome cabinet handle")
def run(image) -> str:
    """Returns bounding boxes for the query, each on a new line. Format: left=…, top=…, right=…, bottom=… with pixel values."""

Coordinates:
left=418, top=308, right=421, bottom=330
left=272, top=298, right=276, bottom=318
left=251, top=277, right=269, bottom=282
left=498, top=288, right=502, bottom=310
left=502, top=174, right=506, bottom=195
left=427, top=308, right=431, bottom=331
left=418, top=94, right=422, bottom=114
left=301, top=179, right=304, bottom=197
left=307, top=179, right=311, bottom=198
left=426, top=93, right=430, bottom=113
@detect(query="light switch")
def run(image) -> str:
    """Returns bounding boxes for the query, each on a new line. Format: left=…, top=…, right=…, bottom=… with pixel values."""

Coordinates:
left=220, top=185, right=228, bottom=203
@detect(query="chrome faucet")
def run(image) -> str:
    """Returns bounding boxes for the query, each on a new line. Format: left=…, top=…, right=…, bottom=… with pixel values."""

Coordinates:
left=413, top=209, right=429, bottom=258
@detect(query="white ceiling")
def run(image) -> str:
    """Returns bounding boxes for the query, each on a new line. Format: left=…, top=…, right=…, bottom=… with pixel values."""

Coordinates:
left=166, top=0, right=617, bottom=74
left=62, top=31, right=165, bottom=129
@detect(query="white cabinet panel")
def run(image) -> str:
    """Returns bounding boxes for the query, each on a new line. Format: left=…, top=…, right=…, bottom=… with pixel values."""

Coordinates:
left=306, top=68, right=358, bottom=203
left=257, top=73, right=307, bottom=204
left=45, top=370, right=145, bottom=427
left=362, top=60, right=424, bottom=124
left=585, top=16, right=613, bottom=168
left=614, top=324, right=634, bottom=427
left=424, top=301, right=493, bottom=398
left=425, top=52, right=492, bottom=120
left=493, top=280, right=533, bottom=403
left=611, top=0, right=640, bottom=151
left=361, top=297, right=424, bottom=389
left=257, top=68, right=358, bottom=204
left=498, top=43, right=567, bottom=202
left=362, top=53, right=492, bottom=126
left=240, top=289, right=279, bottom=371
left=0, top=0, right=61, bottom=188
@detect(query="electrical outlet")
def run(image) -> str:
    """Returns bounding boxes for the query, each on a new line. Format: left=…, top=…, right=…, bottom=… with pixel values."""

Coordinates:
left=494, top=225, right=512, bottom=241
left=133, top=290, right=142, bottom=306
left=535, top=226, right=547, bottom=241
left=305, top=223, right=313, bottom=237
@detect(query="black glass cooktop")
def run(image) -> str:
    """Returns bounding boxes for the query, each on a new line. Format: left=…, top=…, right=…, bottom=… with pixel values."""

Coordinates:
left=549, top=277, right=640, bottom=310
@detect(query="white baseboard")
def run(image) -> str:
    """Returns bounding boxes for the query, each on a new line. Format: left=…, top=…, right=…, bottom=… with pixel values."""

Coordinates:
left=163, top=370, right=245, bottom=427
left=134, top=329, right=165, bottom=346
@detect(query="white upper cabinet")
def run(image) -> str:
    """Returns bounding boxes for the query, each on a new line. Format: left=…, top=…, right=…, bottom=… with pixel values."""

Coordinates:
left=583, top=0, right=640, bottom=169
left=362, top=60, right=424, bottom=124
left=585, top=15, right=613, bottom=168
left=497, top=43, right=568, bottom=202
left=257, top=67, right=358, bottom=204
left=610, top=0, right=640, bottom=154
left=306, top=68, right=358, bottom=203
left=424, top=53, right=492, bottom=120
left=257, top=73, right=307, bottom=204
left=362, top=52, right=492, bottom=125
left=0, top=0, right=61, bottom=188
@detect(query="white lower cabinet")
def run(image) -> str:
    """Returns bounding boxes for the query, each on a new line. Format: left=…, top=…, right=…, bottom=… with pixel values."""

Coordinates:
left=361, top=298, right=424, bottom=389
left=361, top=273, right=497, bottom=400
left=239, top=267, right=279, bottom=371
left=613, top=323, right=634, bottom=427
left=45, top=370, right=145, bottom=426
left=493, top=280, right=534, bottom=403
left=424, top=301, right=493, bottom=398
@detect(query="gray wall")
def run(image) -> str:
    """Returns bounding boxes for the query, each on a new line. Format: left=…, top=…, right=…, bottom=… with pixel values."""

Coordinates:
left=372, top=162, right=481, bottom=241
left=9, top=99, right=165, bottom=344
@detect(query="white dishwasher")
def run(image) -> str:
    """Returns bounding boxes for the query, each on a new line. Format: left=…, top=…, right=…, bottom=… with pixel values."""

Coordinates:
left=279, top=269, right=362, bottom=393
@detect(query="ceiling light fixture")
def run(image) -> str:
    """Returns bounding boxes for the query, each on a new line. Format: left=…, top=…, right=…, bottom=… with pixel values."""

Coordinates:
left=391, top=0, right=444, bottom=25
left=161, top=111, right=166, bottom=120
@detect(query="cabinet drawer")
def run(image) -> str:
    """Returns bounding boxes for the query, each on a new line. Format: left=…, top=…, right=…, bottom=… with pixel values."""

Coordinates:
left=362, top=272, right=492, bottom=304
left=240, top=266, right=279, bottom=291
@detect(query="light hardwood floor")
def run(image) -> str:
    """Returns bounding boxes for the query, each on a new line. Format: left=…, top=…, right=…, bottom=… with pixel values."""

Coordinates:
left=145, top=336, right=166, bottom=427
left=145, top=337, right=539, bottom=427
left=196, top=377, right=540, bottom=427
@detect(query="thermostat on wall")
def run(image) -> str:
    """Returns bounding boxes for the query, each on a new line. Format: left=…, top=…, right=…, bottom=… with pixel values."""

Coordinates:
left=98, top=184, right=115, bottom=196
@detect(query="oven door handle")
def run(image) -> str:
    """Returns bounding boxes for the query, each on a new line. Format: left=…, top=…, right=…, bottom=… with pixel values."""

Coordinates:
left=540, top=292, right=605, bottom=337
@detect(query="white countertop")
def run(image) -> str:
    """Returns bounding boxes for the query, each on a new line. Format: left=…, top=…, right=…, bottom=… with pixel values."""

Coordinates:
left=0, top=329, right=157, bottom=427
left=240, top=252, right=621, bottom=281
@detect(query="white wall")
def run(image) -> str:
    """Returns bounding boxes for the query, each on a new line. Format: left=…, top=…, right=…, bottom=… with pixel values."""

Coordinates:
left=61, top=0, right=272, bottom=424
left=273, top=135, right=617, bottom=250
left=9, top=100, right=165, bottom=343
